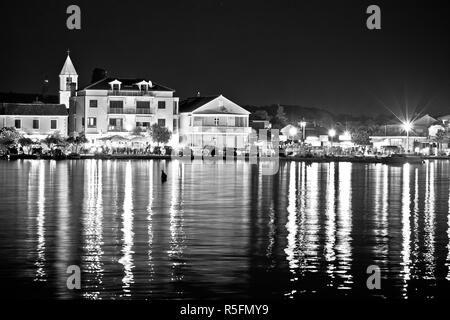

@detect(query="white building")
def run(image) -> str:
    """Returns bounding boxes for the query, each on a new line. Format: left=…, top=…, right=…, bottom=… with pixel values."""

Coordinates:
left=59, top=52, right=78, bottom=109
left=62, top=54, right=180, bottom=144
left=178, top=95, right=251, bottom=148
left=0, top=103, right=68, bottom=140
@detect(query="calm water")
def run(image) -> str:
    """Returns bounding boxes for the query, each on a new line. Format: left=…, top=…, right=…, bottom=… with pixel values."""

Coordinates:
left=1, top=159, right=450, bottom=300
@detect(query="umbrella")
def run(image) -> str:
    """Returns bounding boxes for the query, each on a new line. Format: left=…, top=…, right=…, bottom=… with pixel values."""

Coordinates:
left=130, top=135, right=151, bottom=143
left=98, top=135, right=129, bottom=142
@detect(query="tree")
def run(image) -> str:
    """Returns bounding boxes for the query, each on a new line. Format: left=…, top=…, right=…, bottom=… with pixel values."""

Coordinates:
left=0, top=127, right=22, bottom=155
left=43, top=133, right=67, bottom=156
left=272, top=105, right=288, bottom=129
left=148, top=123, right=171, bottom=145
left=66, top=133, right=88, bottom=153
left=351, top=127, right=371, bottom=146
left=18, top=137, right=34, bottom=154
left=132, top=126, right=144, bottom=136
left=252, top=110, right=272, bottom=121
left=435, top=129, right=446, bottom=153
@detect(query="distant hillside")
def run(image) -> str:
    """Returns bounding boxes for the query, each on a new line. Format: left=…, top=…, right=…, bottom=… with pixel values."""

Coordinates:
left=0, top=92, right=58, bottom=104
left=245, top=104, right=397, bottom=129
left=244, top=104, right=336, bottom=127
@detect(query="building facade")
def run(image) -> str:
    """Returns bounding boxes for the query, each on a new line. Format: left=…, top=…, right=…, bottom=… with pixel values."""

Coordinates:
left=178, top=95, right=251, bottom=148
left=63, top=55, right=179, bottom=144
left=0, top=103, right=68, bottom=140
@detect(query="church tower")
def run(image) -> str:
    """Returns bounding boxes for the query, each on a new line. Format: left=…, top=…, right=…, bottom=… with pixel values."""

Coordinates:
left=59, top=50, right=78, bottom=109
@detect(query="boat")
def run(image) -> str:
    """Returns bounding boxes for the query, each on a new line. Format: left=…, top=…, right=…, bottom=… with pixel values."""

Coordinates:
left=382, top=154, right=425, bottom=164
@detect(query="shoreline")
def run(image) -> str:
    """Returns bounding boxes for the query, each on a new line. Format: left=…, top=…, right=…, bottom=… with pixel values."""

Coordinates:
left=2, top=154, right=449, bottom=163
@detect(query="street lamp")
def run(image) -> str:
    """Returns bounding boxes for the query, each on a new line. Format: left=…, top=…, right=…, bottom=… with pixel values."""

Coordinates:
left=402, top=121, right=412, bottom=153
left=328, top=129, right=336, bottom=148
left=289, top=126, right=298, bottom=140
left=299, top=121, right=306, bottom=141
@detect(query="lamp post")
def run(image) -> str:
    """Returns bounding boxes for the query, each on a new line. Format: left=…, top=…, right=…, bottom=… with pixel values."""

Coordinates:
left=328, top=129, right=336, bottom=149
left=299, top=121, right=306, bottom=141
left=402, top=121, right=412, bottom=153
left=289, top=126, right=298, bottom=141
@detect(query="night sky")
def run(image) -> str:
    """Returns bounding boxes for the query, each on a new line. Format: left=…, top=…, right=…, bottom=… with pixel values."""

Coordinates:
left=1, top=0, right=449, bottom=115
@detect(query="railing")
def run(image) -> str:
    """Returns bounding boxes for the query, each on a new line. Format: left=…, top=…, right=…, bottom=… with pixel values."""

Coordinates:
left=108, top=90, right=154, bottom=96
left=108, top=108, right=153, bottom=114
left=190, top=126, right=252, bottom=134
left=108, top=108, right=136, bottom=114
left=108, top=125, right=126, bottom=132
left=136, top=108, right=152, bottom=114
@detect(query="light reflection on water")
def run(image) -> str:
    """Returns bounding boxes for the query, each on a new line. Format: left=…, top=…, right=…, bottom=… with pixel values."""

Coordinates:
left=1, top=159, right=450, bottom=299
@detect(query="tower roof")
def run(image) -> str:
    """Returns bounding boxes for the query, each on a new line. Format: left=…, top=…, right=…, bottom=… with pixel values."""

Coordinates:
left=60, top=53, right=77, bottom=76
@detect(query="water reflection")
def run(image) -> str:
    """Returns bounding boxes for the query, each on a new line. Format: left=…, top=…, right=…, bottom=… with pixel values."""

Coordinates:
left=401, top=163, right=411, bottom=297
left=2, top=160, right=450, bottom=299
left=35, top=161, right=47, bottom=281
left=424, top=161, right=436, bottom=279
left=82, top=160, right=104, bottom=299
left=325, top=163, right=336, bottom=285
left=336, top=163, right=352, bottom=289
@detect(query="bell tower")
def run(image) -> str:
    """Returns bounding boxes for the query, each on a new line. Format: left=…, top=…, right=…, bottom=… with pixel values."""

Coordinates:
left=59, top=50, right=78, bottom=108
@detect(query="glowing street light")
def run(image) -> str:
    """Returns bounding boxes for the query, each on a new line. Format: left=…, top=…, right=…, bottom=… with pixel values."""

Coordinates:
left=288, top=126, right=298, bottom=139
left=402, top=121, right=412, bottom=133
left=299, top=121, right=306, bottom=141
left=328, top=129, right=336, bottom=148
left=328, top=129, right=336, bottom=137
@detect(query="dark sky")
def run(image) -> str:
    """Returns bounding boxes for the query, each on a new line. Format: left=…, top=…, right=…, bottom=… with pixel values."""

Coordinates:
left=1, top=0, right=449, bottom=115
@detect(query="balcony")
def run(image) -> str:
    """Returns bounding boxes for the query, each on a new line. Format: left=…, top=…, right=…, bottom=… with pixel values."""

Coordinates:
left=108, top=125, right=126, bottom=132
left=136, top=108, right=152, bottom=115
left=189, top=126, right=252, bottom=134
left=108, top=108, right=153, bottom=115
left=108, top=90, right=154, bottom=96
left=108, top=108, right=135, bottom=114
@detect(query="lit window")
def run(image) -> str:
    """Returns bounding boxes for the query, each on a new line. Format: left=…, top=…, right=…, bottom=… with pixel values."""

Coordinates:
left=88, top=117, right=97, bottom=128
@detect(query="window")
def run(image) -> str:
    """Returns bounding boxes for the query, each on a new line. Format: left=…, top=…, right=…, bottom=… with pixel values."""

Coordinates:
left=136, top=101, right=150, bottom=109
left=51, top=120, right=57, bottom=130
left=214, top=118, right=219, bottom=126
left=136, top=122, right=150, bottom=127
left=112, top=83, right=120, bottom=91
left=110, top=101, right=124, bottom=108
left=89, top=100, right=98, bottom=108
left=33, top=120, right=39, bottom=129
left=109, top=118, right=123, bottom=128
left=174, top=101, right=178, bottom=114
left=82, top=117, right=85, bottom=126
left=173, top=119, right=177, bottom=131
left=88, top=117, right=97, bottom=128
left=14, top=119, right=21, bottom=129
left=158, top=119, right=166, bottom=127
left=158, top=101, right=166, bottom=109
left=66, top=77, right=72, bottom=90
left=141, top=84, right=147, bottom=91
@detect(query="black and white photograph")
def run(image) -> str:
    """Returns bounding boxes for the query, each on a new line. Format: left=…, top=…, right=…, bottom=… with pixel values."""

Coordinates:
left=0, top=0, right=449, bottom=315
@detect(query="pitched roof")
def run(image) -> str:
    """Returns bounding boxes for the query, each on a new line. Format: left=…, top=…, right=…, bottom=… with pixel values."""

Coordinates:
left=179, top=96, right=220, bottom=113
left=82, top=77, right=174, bottom=92
left=0, top=103, right=68, bottom=116
left=60, top=54, right=77, bottom=75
